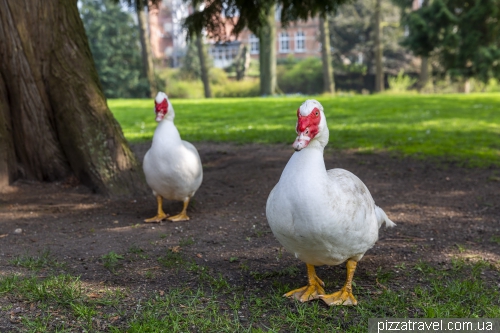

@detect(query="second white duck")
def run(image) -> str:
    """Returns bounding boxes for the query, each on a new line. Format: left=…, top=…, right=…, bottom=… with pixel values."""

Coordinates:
left=143, top=92, right=203, bottom=222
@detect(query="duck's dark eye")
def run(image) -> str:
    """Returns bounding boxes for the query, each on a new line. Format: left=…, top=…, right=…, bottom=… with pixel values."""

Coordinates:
left=315, top=111, right=319, bottom=116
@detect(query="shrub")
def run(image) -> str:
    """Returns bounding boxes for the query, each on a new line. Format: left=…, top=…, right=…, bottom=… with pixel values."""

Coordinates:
left=387, top=70, right=418, bottom=93
left=213, top=79, right=260, bottom=97
left=209, top=67, right=229, bottom=85
left=277, top=57, right=323, bottom=94
left=166, top=80, right=205, bottom=99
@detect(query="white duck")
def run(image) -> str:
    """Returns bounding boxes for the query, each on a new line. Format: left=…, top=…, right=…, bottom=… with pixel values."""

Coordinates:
left=266, top=99, right=395, bottom=306
left=143, top=92, right=203, bottom=222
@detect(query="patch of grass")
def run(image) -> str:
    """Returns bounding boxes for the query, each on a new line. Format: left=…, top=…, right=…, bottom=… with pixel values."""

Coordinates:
left=179, top=236, right=195, bottom=247
left=1, top=259, right=498, bottom=332
left=128, top=245, right=144, bottom=254
left=1, top=274, right=126, bottom=332
left=71, top=303, right=97, bottom=328
left=14, top=274, right=83, bottom=306
left=251, top=265, right=300, bottom=281
left=101, top=251, right=124, bottom=273
left=110, top=94, right=500, bottom=167
left=490, top=235, right=500, bottom=245
left=157, top=249, right=184, bottom=268
left=128, top=245, right=148, bottom=260
left=9, top=249, right=63, bottom=271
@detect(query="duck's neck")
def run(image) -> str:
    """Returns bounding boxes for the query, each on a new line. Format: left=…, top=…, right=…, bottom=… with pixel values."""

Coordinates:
left=152, top=116, right=181, bottom=147
left=281, top=144, right=327, bottom=186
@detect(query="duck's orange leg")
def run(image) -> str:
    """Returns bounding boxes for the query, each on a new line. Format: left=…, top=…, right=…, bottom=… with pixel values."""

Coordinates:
left=319, top=259, right=358, bottom=306
left=284, top=264, right=325, bottom=302
left=167, top=198, right=190, bottom=222
left=144, top=195, right=168, bottom=223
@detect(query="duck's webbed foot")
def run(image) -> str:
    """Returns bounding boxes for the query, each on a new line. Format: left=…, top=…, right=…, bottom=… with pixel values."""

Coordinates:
left=167, top=198, right=190, bottom=222
left=144, top=195, right=169, bottom=223
left=319, top=260, right=358, bottom=306
left=284, top=264, right=325, bottom=302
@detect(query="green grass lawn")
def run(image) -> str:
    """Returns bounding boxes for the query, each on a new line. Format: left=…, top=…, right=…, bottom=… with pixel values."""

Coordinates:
left=109, top=93, right=500, bottom=167
left=3, top=253, right=499, bottom=332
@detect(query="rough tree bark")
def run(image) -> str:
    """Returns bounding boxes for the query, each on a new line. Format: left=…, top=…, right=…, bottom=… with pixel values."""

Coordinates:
left=196, top=31, right=212, bottom=98
left=319, top=16, right=334, bottom=94
left=136, top=0, right=157, bottom=98
left=374, top=0, right=384, bottom=92
left=0, top=0, right=147, bottom=196
left=259, top=4, right=277, bottom=96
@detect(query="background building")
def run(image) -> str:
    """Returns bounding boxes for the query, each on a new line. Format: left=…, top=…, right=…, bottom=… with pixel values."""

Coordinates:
left=149, top=0, right=189, bottom=67
left=149, top=1, right=322, bottom=69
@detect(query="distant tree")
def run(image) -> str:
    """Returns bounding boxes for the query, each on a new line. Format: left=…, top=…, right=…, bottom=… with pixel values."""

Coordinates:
left=258, top=4, right=277, bottom=95
left=374, top=0, right=383, bottom=91
left=319, top=16, right=335, bottom=93
left=179, top=39, right=213, bottom=81
left=114, top=0, right=159, bottom=97
left=80, top=0, right=149, bottom=98
left=196, top=31, right=213, bottom=98
left=329, top=0, right=410, bottom=76
left=400, top=0, right=500, bottom=84
left=234, top=45, right=251, bottom=80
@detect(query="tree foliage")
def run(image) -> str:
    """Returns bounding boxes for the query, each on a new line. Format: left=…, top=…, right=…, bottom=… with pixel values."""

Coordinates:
left=330, top=0, right=412, bottom=75
left=183, top=0, right=352, bottom=40
left=400, top=0, right=500, bottom=82
left=80, top=0, right=149, bottom=98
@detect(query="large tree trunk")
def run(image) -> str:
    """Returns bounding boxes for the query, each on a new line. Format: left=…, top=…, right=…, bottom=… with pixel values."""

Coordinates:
left=319, top=16, right=334, bottom=94
left=0, top=73, right=14, bottom=189
left=136, top=0, right=157, bottom=98
left=196, top=31, right=212, bottom=98
left=374, top=0, right=384, bottom=92
left=259, top=4, right=277, bottom=96
left=0, top=0, right=147, bottom=196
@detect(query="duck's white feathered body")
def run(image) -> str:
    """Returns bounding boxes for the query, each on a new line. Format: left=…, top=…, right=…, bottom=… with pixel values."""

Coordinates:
left=143, top=119, right=202, bottom=201
left=266, top=99, right=394, bottom=305
left=267, top=147, right=386, bottom=266
left=142, top=92, right=202, bottom=222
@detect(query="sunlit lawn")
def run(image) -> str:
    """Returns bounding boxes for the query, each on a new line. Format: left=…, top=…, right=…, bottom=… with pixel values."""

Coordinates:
left=109, top=93, right=500, bottom=168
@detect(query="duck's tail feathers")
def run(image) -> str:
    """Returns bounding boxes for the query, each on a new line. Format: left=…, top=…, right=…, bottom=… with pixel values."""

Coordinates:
left=376, top=206, right=396, bottom=228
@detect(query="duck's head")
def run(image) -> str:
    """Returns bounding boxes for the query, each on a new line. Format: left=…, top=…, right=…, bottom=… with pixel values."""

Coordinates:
left=293, top=99, right=328, bottom=151
left=154, top=92, right=171, bottom=122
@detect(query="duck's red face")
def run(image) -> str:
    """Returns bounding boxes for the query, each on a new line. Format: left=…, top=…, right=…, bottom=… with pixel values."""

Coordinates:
left=293, top=107, right=321, bottom=151
left=155, top=98, right=168, bottom=122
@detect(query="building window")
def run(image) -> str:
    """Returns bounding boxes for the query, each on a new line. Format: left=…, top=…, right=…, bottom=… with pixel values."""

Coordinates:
left=249, top=34, right=259, bottom=54
left=209, top=42, right=241, bottom=68
left=279, top=31, right=290, bottom=53
left=295, top=31, right=305, bottom=52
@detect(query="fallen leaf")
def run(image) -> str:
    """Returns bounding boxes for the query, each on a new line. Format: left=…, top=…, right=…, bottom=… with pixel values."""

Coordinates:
left=159, top=290, right=164, bottom=296
left=87, top=293, right=101, bottom=299
left=196, top=253, right=203, bottom=258
left=169, top=246, right=181, bottom=253
left=109, top=316, right=120, bottom=323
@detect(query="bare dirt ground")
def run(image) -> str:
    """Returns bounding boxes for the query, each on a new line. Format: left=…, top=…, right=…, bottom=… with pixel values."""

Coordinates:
left=0, top=142, right=499, bottom=330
